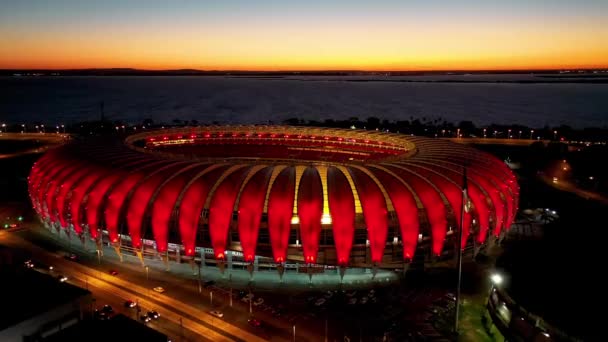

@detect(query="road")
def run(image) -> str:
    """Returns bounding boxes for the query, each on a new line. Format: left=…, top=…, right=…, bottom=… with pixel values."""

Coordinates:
left=0, top=230, right=270, bottom=342
left=23, top=225, right=332, bottom=341
left=0, top=132, right=68, bottom=159
left=539, top=174, right=608, bottom=205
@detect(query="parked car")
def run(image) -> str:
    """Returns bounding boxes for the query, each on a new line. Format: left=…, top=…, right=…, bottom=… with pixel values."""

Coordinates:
left=253, top=298, right=264, bottom=306
left=95, top=310, right=109, bottom=320
left=147, top=311, right=160, bottom=320
left=24, top=260, right=34, bottom=268
left=140, top=315, right=151, bottom=323
left=203, top=280, right=216, bottom=288
left=65, top=253, right=78, bottom=261
left=348, top=297, right=357, bottom=305
left=314, top=298, right=326, bottom=306
left=109, top=269, right=118, bottom=276
left=101, top=305, right=114, bottom=314
left=248, top=318, right=261, bottom=327
left=57, top=275, right=68, bottom=282
left=153, top=287, right=165, bottom=293
left=124, top=300, right=137, bottom=308
left=210, top=310, right=224, bottom=318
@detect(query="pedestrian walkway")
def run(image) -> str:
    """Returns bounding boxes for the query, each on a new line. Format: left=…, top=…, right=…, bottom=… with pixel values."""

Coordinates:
left=45, top=226, right=400, bottom=292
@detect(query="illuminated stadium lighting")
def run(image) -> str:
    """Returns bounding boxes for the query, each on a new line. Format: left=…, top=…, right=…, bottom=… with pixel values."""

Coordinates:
left=290, top=215, right=300, bottom=225
left=29, top=125, right=518, bottom=269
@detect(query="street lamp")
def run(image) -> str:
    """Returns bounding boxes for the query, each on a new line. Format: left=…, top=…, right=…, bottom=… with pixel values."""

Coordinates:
left=553, top=130, right=558, bottom=140
left=483, top=128, right=487, bottom=138
left=518, top=130, right=522, bottom=139
left=508, top=129, right=511, bottom=139
left=1, top=123, right=5, bottom=133
left=210, top=291, right=213, bottom=306
left=21, top=124, right=26, bottom=133
left=293, top=324, right=296, bottom=342
left=530, top=130, right=534, bottom=139
left=490, top=273, right=503, bottom=285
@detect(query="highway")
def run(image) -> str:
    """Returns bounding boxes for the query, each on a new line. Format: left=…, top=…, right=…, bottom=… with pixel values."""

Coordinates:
left=0, top=132, right=68, bottom=159
left=0, top=230, right=270, bottom=342
left=539, top=174, right=608, bottom=205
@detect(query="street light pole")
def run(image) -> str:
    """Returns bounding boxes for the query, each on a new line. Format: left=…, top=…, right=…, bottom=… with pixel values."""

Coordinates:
left=454, top=166, right=468, bottom=334
left=229, top=273, right=233, bottom=307
left=210, top=291, right=213, bottom=306
left=293, top=324, right=296, bottom=342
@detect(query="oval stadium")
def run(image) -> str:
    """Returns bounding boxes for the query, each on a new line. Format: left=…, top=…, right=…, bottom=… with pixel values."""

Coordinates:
left=28, top=125, right=518, bottom=284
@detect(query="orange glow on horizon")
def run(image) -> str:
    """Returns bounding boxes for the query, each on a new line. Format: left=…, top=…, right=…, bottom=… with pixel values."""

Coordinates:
left=1, top=14, right=607, bottom=71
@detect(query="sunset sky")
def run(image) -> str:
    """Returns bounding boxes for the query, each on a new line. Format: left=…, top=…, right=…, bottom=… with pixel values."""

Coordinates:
left=1, top=0, right=607, bottom=71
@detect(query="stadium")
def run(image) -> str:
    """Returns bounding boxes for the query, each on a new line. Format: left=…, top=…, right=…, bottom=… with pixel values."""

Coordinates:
left=28, top=125, right=518, bottom=282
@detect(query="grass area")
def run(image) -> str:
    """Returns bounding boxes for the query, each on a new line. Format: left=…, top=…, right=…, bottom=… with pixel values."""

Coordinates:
left=458, top=296, right=503, bottom=342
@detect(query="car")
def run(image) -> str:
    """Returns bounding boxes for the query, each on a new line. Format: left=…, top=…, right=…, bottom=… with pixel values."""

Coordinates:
left=314, top=298, right=326, bottom=306
left=109, top=270, right=118, bottom=276
left=140, top=315, right=151, bottom=323
left=248, top=318, right=261, bottom=327
left=24, top=260, right=34, bottom=268
left=345, top=291, right=357, bottom=298
left=124, top=300, right=137, bottom=308
left=101, top=305, right=114, bottom=314
left=253, top=298, right=264, bottom=306
left=57, top=275, right=68, bottom=282
left=203, top=280, right=216, bottom=288
left=210, top=310, right=224, bottom=318
left=147, top=311, right=160, bottom=319
left=348, top=297, right=357, bottom=305
left=95, top=310, right=109, bottom=320
left=360, top=297, right=369, bottom=305
left=444, top=293, right=456, bottom=301
left=65, top=253, right=78, bottom=261
left=153, top=287, right=165, bottom=293
left=324, top=291, right=334, bottom=299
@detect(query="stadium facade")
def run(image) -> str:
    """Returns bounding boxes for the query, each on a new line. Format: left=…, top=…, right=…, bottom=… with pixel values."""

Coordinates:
left=29, top=126, right=518, bottom=276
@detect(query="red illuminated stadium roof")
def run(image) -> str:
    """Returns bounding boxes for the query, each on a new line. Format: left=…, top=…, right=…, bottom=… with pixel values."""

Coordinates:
left=29, top=125, right=518, bottom=266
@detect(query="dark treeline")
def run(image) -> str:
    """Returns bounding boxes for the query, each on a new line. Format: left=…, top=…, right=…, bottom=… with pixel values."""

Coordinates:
left=3, top=116, right=607, bottom=142
left=281, top=116, right=607, bottom=142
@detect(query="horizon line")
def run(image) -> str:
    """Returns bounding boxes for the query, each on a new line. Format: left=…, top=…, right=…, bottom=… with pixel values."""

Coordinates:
left=2, top=67, right=608, bottom=73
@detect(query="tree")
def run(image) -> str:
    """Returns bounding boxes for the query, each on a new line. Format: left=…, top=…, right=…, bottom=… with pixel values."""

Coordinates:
left=366, top=117, right=380, bottom=129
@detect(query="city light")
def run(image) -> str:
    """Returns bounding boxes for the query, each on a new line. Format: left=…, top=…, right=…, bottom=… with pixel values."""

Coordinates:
left=491, top=273, right=503, bottom=285
left=290, top=215, right=300, bottom=225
